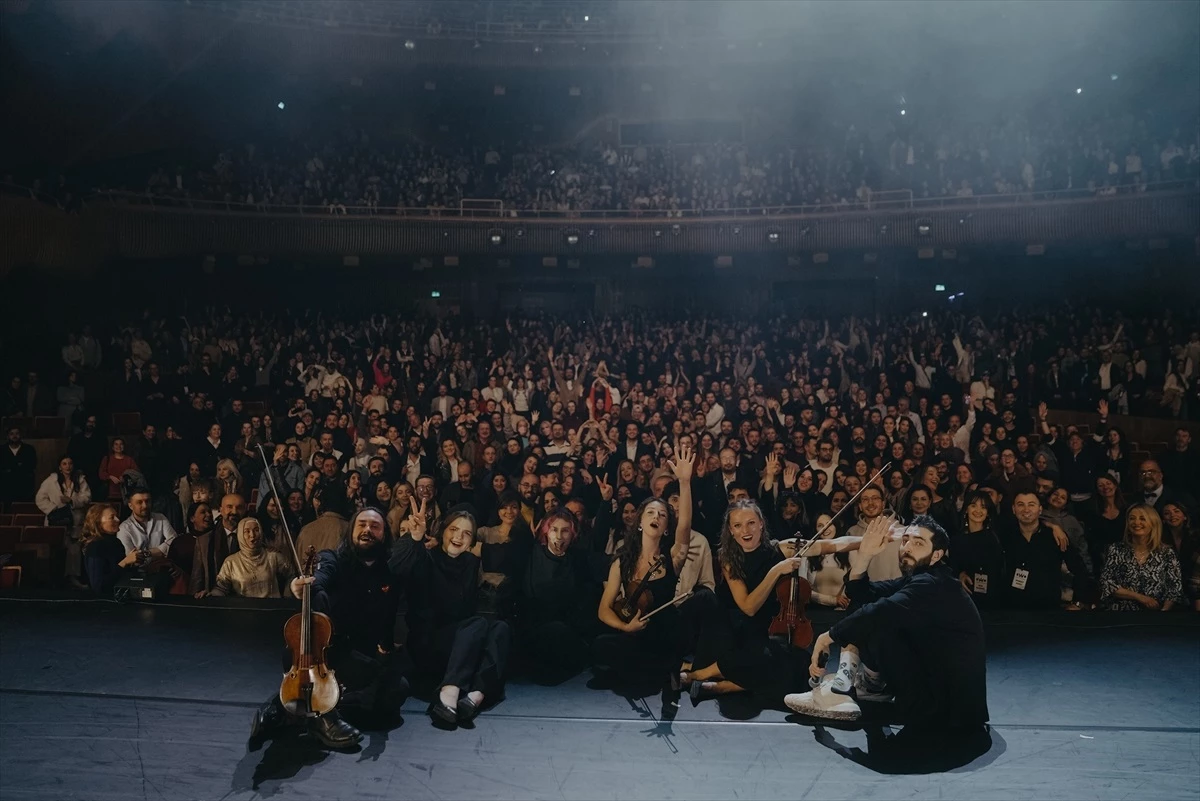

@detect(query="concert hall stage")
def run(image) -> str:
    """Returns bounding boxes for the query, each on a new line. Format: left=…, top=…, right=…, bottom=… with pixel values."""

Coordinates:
left=0, top=598, right=1196, bottom=801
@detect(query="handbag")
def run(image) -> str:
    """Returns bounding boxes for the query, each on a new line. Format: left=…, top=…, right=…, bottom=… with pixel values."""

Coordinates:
left=47, top=505, right=74, bottom=528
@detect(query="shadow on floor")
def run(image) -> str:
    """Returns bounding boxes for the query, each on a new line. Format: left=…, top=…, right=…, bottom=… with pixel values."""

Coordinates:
left=810, top=724, right=1004, bottom=775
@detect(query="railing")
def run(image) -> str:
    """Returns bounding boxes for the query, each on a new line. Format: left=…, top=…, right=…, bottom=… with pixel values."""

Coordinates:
left=85, top=180, right=1200, bottom=221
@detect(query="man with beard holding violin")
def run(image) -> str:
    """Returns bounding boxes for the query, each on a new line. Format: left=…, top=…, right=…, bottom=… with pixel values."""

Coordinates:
left=249, top=502, right=431, bottom=751
left=785, top=514, right=989, bottom=745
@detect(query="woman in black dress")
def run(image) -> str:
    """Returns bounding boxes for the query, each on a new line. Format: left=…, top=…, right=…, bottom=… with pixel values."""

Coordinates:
left=949, top=490, right=1005, bottom=609
left=681, top=498, right=809, bottom=704
left=518, top=509, right=603, bottom=683
left=474, top=490, right=535, bottom=619
left=81, top=503, right=130, bottom=594
left=593, top=444, right=696, bottom=691
left=395, top=503, right=511, bottom=726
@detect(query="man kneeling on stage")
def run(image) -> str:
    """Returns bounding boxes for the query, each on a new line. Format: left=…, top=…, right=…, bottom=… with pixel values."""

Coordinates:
left=785, top=514, right=989, bottom=732
left=250, top=507, right=415, bottom=750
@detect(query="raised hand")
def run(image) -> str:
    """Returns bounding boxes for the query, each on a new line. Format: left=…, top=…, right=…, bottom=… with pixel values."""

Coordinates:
left=667, top=442, right=695, bottom=482
left=857, top=514, right=892, bottom=560
left=783, top=463, right=798, bottom=489
left=765, top=452, right=782, bottom=477
left=408, top=497, right=429, bottom=542
left=597, top=474, right=613, bottom=502
left=1097, top=399, right=1109, bottom=418
left=1038, top=401, right=1048, bottom=421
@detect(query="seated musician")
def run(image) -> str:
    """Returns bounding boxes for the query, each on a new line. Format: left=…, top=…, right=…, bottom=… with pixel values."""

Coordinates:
left=785, top=515, right=989, bottom=735
left=392, top=503, right=512, bottom=727
left=684, top=501, right=907, bottom=703
left=517, top=509, right=603, bottom=684
left=249, top=506, right=415, bottom=751
left=592, top=445, right=699, bottom=692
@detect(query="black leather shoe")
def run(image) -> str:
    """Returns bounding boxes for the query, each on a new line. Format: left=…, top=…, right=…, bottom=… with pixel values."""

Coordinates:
left=248, top=700, right=284, bottom=751
left=427, top=700, right=457, bottom=726
left=456, top=696, right=480, bottom=723
left=310, top=711, right=362, bottom=750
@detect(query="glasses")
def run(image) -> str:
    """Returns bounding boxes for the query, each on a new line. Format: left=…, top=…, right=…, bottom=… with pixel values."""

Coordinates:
left=1140, top=470, right=1162, bottom=476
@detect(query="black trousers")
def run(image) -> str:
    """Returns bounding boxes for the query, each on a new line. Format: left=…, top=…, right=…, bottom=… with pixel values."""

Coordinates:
left=266, top=643, right=410, bottom=723
left=591, top=590, right=714, bottom=684
left=521, top=619, right=592, bottom=682
left=855, top=626, right=941, bottom=727
left=429, top=616, right=511, bottom=698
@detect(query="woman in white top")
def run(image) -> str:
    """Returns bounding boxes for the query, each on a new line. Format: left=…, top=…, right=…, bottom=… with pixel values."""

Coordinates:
left=35, top=456, right=92, bottom=589
left=801, top=513, right=851, bottom=609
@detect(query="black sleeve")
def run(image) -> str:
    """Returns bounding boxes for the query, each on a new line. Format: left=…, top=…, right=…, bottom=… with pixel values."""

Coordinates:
left=831, top=578, right=921, bottom=647
left=309, top=549, right=340, bottom=614
left=843, top=574, right=909, bottom=607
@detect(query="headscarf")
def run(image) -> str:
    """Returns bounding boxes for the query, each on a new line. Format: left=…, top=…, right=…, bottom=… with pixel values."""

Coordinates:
left=234, top=517, right=267, bottom=568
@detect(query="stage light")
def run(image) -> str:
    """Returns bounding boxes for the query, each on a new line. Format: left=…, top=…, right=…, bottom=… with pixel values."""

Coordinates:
left=405, top=39, right=416, bottom=50
left=583, top=14, right=589, bottom=21
left=1076, top=87, right=1083, bottom=94
left=277, top=102, right=285, bottom=110
left=767, top=229, right=780, bottom=244
left=653, top=229, right=663, bottom=238
left=565, top=229, right=580, bottom=245
left=922, top=311, right=928, bottom=318
left=1111, top=73, right=1118, bottom=81
left=488, top=228, right=503, bottom=246
left=533, top=45, right=543, bottom=54
left=732, top=225, right=742, bottom=235
left=935, top=284, right=946, bottom=292
left=900, top=109, right=906, bottom=116
left=917, top=219, right=931, bottom=236
left=671, top=224, right=681, bottom=236
left=431, top=290, right=441, bottom=298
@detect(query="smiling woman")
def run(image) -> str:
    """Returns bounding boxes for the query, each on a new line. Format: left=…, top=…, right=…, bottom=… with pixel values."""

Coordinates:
left=397, top=505, right=513, bottom=728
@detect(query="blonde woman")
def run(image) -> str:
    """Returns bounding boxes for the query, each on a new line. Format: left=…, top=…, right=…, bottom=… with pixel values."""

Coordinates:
left=1100, top=504, right=1184, bottom=612
left=215, top=458, right=246, bottom=499
left=81, top=503, right=127, bottom=593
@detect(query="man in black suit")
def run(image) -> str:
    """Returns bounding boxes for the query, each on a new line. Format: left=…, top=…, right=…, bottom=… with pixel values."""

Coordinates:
left=698, top=447, right=754, bottom=543
left=617, top=421, right=654, bottom=464
left=1157, top=428, right=1200, bottom=500
left=1138, top=459, right=1195, bottom=515
left=1, top=426, right=37, bottom=504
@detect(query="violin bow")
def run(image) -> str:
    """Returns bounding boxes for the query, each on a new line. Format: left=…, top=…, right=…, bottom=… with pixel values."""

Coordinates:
left=257, top=444, right=305, bottom=576
left=790, top=461, right=893, bottom=560
left=641, top=590, right=693, bottom=621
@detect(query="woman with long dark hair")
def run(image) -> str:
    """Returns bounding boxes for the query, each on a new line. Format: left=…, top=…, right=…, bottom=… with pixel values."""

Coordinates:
left=949, top=490, right=1005, bottom=609
left=802, top=512, right=852, bottom=609
left=36, top=455, right=92, bottom=589
left=1084, top=474, right=1128, bottom=570
left=474, top=490, right=535, bottom=618
left=592, top=445, right=696, bottom=690
left=1160, top=501, right=1199, bottom=610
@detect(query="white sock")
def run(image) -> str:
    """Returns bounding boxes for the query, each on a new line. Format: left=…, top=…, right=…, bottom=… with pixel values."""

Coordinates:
left=831, top=649, right=860, bottom=692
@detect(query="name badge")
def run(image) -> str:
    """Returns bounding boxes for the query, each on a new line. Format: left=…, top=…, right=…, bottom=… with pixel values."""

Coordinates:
left=973, top=573, right=989, bottom=594
left=1012, top=568, right=1030, bottom=591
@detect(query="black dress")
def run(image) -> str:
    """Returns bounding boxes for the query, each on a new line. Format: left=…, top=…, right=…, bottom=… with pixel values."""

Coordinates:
left=83, top=535, right=126, bottom=594
left=694, top=544, right=808, bottom=703
left=591, top=549, right=683, bottom=685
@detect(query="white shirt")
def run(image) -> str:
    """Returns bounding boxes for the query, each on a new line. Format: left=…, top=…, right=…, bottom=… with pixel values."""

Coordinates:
left=117, top=514, right=177, bottom=556
left=1099, top=362, right=1113, bottom=391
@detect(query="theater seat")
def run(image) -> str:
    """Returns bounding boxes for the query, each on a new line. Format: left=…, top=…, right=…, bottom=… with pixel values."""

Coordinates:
left=12, top=515, right=43, bottom=528
left=7, top=502, right=40, bottom=516
left=0, top=416, right=33, bottom=436
left=21, top=527, right=66, bottom=546
left=33, top=416, right=67, bottom=438
left=0, top=526, right=21, bottom=553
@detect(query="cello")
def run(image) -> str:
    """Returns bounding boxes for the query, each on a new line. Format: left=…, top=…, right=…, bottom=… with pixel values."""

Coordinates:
left=258, top=445, right=341, bottom=718
left=769, top=462, right=892, bottom=649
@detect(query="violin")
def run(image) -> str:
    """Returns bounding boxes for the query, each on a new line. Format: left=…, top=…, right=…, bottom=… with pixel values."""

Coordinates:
left=257, top=444, right=341, bottom=718
left=769, top=462, right=892, bottom=650
left=612, top=554, right=665, bottom=623
left=280, top=546, right=340, bottom=717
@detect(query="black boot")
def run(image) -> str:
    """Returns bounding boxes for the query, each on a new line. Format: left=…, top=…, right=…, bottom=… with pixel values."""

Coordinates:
left=248, top=697, right=286, bottom=752
left=309, top=710, right=362, bottom=750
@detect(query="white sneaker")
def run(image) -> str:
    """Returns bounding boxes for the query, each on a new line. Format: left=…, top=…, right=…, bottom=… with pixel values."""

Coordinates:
left=853, top=665, right=894, bottom=704
left=785, top=672, right=862, bottom=720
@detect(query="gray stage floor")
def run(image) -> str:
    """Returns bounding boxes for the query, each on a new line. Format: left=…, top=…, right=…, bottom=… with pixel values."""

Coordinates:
left=0, top=600, right=1197, bottom=800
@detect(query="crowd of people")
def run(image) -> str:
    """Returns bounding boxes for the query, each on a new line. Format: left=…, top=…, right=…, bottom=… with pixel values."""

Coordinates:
left=21, top=104, right=1199, bottom=216
left=1, top=301, right=1198, bottom=745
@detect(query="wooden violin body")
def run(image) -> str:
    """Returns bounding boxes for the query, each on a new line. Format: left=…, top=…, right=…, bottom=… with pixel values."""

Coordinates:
left=612, top=555, right=664, bottom=623
left=768, top=572, right=814, bottom=649
left=279, top=547, right=340, bottom=717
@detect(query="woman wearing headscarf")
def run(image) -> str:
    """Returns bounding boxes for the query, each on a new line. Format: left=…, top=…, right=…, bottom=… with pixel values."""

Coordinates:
left=207, top=518, right=295, bottom=598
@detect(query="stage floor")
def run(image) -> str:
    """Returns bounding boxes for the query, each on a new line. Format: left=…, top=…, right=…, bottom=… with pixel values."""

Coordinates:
left=0, top=599, right=1197, bottom=800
